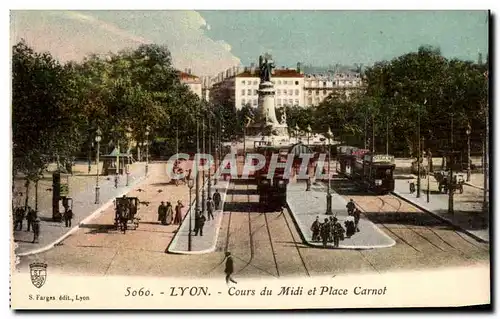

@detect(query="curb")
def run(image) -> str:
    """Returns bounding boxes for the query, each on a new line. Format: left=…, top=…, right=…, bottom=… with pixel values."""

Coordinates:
left=464, top=182, right=485, bottom=191
left=16, top=174, right=149, bottom=257
left=166, top=179, right=230, bottom=255
left=391, top=191, right=489, bottom=243
left=286, top=184, right=396, bottom=250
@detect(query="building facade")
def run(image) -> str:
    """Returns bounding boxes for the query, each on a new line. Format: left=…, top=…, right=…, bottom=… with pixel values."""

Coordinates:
left=303, top=72, right=363, bottom=107
left=209, top=61, right=364, bottom=110
left=178, top=69, right=203, bottom=99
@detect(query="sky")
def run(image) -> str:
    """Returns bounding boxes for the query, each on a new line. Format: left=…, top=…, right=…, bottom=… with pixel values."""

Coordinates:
left=10, top=10, right=489, bottom=76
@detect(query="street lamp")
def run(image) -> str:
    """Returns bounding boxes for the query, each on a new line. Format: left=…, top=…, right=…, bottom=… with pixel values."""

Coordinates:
left=187, top=177, right=194, bottom=251
left=306, top=124, right=312, bottom=145
left=95, top=127, right=102, bottom=204
left=466, top=123, right=471, bottom=182
left=125, top=126, right=132, bottom=186
left=145, top=125, right=150, bottom=176
left=325, top=126, right=333, bottom=215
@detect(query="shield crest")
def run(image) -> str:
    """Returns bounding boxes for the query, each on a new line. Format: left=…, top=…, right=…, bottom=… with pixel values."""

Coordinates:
left=29, top=263, right=47, bottom=288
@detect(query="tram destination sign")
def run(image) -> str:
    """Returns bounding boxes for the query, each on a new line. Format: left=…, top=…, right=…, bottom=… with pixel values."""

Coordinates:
left=364, top=154, right=395, bottom=163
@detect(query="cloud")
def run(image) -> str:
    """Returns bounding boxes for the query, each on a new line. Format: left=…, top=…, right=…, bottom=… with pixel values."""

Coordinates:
left=10, top=10, right=241, bottom=76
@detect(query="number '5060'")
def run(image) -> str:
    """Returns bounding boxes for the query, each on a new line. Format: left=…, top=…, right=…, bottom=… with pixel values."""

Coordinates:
left=125, top=287, right=152, bottom=297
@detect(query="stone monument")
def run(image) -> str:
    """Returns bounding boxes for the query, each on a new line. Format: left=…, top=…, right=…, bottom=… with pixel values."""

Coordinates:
left=247, top=54, right=289, bottom=140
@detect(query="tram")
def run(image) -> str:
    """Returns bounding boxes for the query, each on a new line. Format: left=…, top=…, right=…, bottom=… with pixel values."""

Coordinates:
left=252, top=141, right=316, bottom=211
left=337, top=146, right=395, bottom=194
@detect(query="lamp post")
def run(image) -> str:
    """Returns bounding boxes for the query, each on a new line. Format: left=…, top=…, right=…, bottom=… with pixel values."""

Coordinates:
left=466, top=123, right=471, bottom=182
left=196, top=120, right=200, bottom=216
left=214, top=116, right=219, bottom=186
left=95, top=127, right=102, bottom=204
left=145, top=125, right=150, bottom=176
left=325, top=127, right=333, bottom=215
left=307, top=124, right=312, bottom=145
left=427, top=150, right=430, bottom=203
left=208, top=111, right=212, bottom=200
left=187, top=177, right=194, bottom=251
left=125, top=127, right=132, bottom=186
left=202, top=117, right=206, bottom=215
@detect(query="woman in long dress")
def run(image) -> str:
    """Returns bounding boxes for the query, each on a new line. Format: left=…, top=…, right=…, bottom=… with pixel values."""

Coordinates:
left=174, top=200, right=184, bottom=225
left=164, top=202, right=173, bottom=225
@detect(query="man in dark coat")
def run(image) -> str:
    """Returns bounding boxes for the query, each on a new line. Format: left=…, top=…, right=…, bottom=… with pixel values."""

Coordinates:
left=194, top=213, right=206, bottom=236
left=224, top=251, right=237, bottom=284
left=206, top=198, right=215, bottom=221
left=320, top=218, right=330, bottom=248
left=353, top=208, right=361, bottom=232
left=174, top=200, right=184, bottom=225
left=346, top=199, right=355, bottom=215
left=213, top=189, right=222, bottom=210
left=158, top=201, right=167, bottom=224
left=14, top=207, right=25, bottom=231
left=333, top=218, right=345, bottom=248
left=32, top=217, right=40, bottom=243
left=310, top=216, right=321, bottom=242
left=64, top=209, right=73, bottom=228
left=26, top=207, right=36, bottom=232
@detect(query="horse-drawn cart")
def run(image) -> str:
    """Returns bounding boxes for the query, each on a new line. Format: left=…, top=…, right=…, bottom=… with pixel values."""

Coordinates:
left=114, top=196, right=141, bottom=233
left=434, top=171, right=465, bottom=194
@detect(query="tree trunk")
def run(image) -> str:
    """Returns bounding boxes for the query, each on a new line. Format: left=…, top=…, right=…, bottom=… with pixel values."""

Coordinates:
left=24, top=178, right=30, bottom=210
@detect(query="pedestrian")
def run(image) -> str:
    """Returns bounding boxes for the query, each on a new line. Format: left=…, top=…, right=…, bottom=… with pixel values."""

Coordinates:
left=120, top=200, right=130, bottom=234
left=328, top=216, right=336, bottom=242
left=310, top=216, right=321, bottom=242
left=306, top=177, right=311, bottom=191
left=194, top=213, right=206, bottom=236
left=174, top=200, right=184, bottom=225
left=14, top=207, right=25, bottom=231
left=344, top=216, right=356, bottom=238
left=32, top=217, right=40, bottom=243
left=320, top=218, right=330, bottom=248
left=165, top=202, right=173, bottom=225
left=224, top=251, right=237, bottom=284
left=213, top=189, right=221, bottom=210
left=158, top=201, right=167, bottom=225
left=353, top=208, right=361, bottom=232
left=206, top=198, right=215, bottom=221
left=26, top=207, right=36, bottom=232
left=346, top=199, right=355, bottom=216
left=333, top=218, right=345, bottom=248
left=64, top=209, right=73, bottom=228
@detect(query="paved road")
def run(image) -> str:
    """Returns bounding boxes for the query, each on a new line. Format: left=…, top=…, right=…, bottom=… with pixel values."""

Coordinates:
left=13, top=163, right=147, bottom=254
left=16, top=173, right=489, bottom=279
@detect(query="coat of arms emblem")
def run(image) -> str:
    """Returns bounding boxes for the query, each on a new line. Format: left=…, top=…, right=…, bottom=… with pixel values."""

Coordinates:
left=29, top=262, right=47, bottom=288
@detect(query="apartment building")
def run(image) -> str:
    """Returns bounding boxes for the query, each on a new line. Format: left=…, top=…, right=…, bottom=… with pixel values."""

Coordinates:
left=178, top=69, right=202, bottom=99
left=303, top=72, right=363, bottom=107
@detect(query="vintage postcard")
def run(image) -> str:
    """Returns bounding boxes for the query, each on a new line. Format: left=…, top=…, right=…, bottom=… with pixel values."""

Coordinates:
left=9, top=9, right=490, bottom=309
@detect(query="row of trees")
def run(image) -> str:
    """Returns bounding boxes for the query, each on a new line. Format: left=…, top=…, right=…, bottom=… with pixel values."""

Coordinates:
left=13, top=40, right=214, bottom=186
left=276, top=45, right=488, bottom=157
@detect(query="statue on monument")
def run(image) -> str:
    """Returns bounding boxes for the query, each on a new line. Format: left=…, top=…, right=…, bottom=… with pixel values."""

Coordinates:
left=280, top=109, right=287, bottom=125
left=259, top=54, right=275, bottom=83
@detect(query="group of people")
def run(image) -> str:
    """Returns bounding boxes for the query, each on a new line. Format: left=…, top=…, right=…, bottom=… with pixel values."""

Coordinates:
left=309, top=199, right=361, bottom=248
left=13, top=206, right=41, bottom=243
left=156, top=188, right=223, bottom=238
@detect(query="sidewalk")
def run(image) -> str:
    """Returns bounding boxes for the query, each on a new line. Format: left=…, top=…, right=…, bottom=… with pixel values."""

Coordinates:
left=392, top=177, right=489, bottom=243
left=167, top=179, right=231, bottom=254
left=286, top=181, right=395, bottom=249
left=13, top=162, right=147, bottom=255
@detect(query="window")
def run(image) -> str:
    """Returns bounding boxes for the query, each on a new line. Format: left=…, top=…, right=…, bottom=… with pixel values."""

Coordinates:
left=277, top=99, right=282, bottom=106
left=242, top=80, right=246, bottom=85
left=294, top=99, right=299, bottom=105
left=277, top=89, right=281, bottom=95
left=295, top=81, right=299, bottom=85
left=308, top=90, right=312, bottom=95
left=315, top=90, right=319, bottom=95
left=242, top=99, right=246, bottom=105
left=289, top=89, right=293, bottom=95
left=247, top=89, right=252, bottom=95
left=253, top=99, right=258, bottom=106
left=254, top=89, right=258, bottom=95
left=253, top=80, right=258, bottom=85
left=278, top=80, right=282, bottom=85
left=308, top=97, right=313, bottom=105
left=241, top=89, right=245, bottom=96
left=289, top=99, right=293, bottom=105
left=295, top=89, right=299, bottom=95
left=323, top=81, right=327, bottom=86
left=323, top=89, right=327, bottom=95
